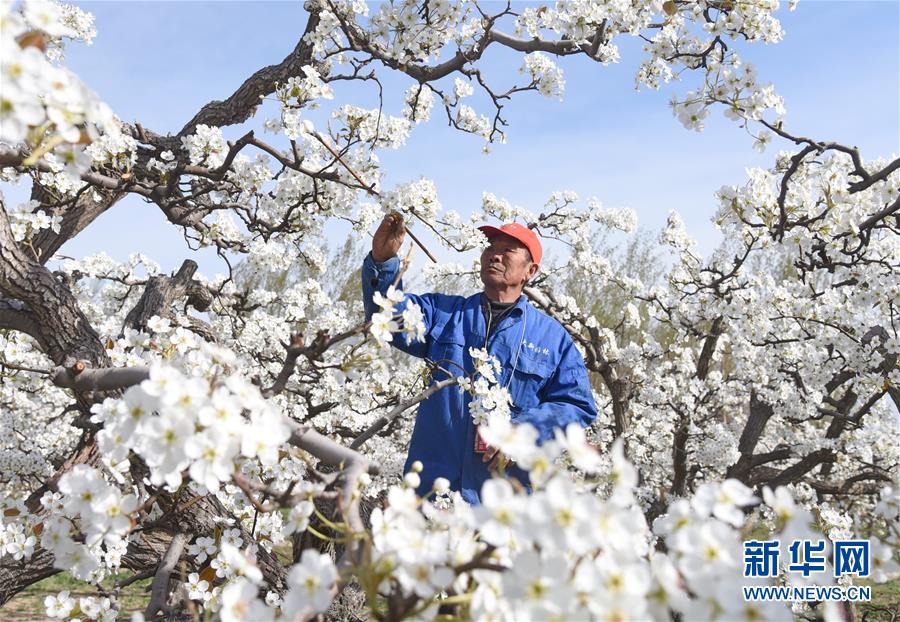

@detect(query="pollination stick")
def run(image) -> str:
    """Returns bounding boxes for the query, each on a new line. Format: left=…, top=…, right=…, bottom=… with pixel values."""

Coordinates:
left=313, top=131, right=439, bottom=264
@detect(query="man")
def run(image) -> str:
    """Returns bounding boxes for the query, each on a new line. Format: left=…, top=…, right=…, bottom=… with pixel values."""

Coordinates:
left=361, top=213, right=597, bottom=504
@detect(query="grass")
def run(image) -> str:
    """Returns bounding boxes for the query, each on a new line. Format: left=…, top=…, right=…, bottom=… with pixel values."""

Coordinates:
left=3, top=571, right=151, bottom=621
left=859, top=577, right=900, bottom=621
left=2, top=540, right=295, bottom=621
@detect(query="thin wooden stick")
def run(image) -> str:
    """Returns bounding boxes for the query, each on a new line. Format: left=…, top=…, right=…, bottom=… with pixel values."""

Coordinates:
left=314, top=132, right=439, bottom=264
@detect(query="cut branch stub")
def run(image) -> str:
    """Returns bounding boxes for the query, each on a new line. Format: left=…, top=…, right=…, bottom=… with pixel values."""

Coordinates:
left=51, top=365, right=151, bottom=393
left=122, top=259, right=215, bottom=338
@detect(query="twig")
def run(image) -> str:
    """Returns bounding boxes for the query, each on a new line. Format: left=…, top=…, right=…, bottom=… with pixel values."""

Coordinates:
left=402, top=227, right=438, bottom=263
left=134, top=494, right=205, bottom=533
left=312, top=132, right=377, bottom=194
left=232, top=471, right=278, bottom=513
left=115, top=568, right=156, bottom=590
left=314, top=132, right=439, bottom=263
left=262, top=321, right=372, bottom=398
left=350, top=378, right=458, bottom=449
left=286, top=421, right=377, bottom=564
left=0, top=360, right=51, bottom=375
left=391, top=243, right=415, bottom=288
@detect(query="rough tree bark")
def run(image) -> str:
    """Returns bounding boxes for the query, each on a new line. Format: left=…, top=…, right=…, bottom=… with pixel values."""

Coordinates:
left=29, top=181, right=126, bottom=265
left=0, top=8, right=329, bottom=604
left=0, top=197, right=284, bottom=603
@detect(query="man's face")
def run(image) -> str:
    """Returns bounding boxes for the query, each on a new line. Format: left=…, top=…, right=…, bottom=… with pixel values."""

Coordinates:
left=479, top=234, right=537, bottom=291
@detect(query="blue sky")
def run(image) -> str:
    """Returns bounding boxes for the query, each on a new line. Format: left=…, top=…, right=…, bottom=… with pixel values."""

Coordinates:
left=4, top=1, right=898, bottom=278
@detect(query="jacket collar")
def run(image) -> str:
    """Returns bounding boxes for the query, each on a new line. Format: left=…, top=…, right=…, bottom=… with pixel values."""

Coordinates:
left=477, top=292, right=528, bottom=317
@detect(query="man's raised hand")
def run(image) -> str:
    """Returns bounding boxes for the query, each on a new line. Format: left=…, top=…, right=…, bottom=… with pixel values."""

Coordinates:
left=372, top=211, right=406, bottom=262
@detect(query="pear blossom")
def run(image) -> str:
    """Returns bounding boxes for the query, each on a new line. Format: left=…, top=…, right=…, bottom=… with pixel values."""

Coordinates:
left=187, top=536, right=217, bottom=564
left=283, top=550, right=339, bottom=616
left=44, top=590, right=75, bottom=619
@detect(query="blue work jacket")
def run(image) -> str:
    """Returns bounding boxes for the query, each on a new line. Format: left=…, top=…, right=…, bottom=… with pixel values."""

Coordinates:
left=362, top=252, right=597, bottom=504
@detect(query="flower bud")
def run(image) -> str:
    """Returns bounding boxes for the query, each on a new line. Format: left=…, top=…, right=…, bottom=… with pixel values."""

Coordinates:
left=410, top=460, right=423, bottom=473
left=404, top=472, right=421, bottom=489
left=433, top=477, right=450, bottom=494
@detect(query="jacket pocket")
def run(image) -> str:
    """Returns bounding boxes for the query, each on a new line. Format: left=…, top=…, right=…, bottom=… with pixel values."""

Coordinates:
left=430, top=335, right=466, bottom=380
left=510, top=350, right=551, bottom=410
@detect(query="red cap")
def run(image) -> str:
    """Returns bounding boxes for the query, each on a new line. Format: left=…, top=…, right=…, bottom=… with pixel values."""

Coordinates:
left=478, top=222, right=542, bottom=264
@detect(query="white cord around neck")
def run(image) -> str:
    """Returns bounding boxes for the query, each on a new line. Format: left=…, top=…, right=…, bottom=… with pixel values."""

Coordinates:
left=482, top=298, right=528, bottom=391
left=505, top=310, right=527, bottom=390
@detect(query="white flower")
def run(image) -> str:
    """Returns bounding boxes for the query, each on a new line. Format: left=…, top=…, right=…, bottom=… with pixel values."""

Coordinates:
left=137, top=413, right=194, bottom=490
left=197, top=387, right=243, bottom=430
left=555, top=423, right=602, bottom=473
left=502, top=550, right=573, bottom=620
left=404, top=471, right=421, bottom=489
left=521, top=52, right=565, bottom=99
left=146, top=315, right=172, bottom=334
left=763, top=485, right=798, bottom=523
left=480, top=416, right=538, bottom=468
left=5, top=528, right=36, bottom=560
left=213, top=544, right=263, bottom=584
left=90, top=489, right=138, bottom=545
left=140, top=365, right=183, bottom=398
left=188, top=536, right=218, bottom=564
left=55, top=542, right=100, bottom=579
left=241, top=411, right=289, bottom=466
left=181, top=124, right=226, bottom=167
left=220, top=577, right=272, bottom=622
left=453, top=77, right=473, bottom=100
left=753, top=129, right=773, bottom=153
left=221, top=528, right=244, bottom=549
left=692, top=479, right=757, bottom=527
left=78, top=595, right=108, bottom=620
left=475, top=479, right=525, bottom=548
left=57, top=464, right=108, bottom=516
left=23, top=0, right=76, bottom=37
left=185, top=428, right=239, bottom=493
left=646, top=554, right=690, bottom=618
left=185, top=572, right=211, bottom=601
left=370, top=310, right=398, bottom=344
left=401, top=300, right=426, bottom=343
left=44, top=590, right=75, bottom=619
left=284, top=500, right=314, bottom=535
left=283, top=549, right=338, bottom=616
left=870, top=537, right=900, bottom=582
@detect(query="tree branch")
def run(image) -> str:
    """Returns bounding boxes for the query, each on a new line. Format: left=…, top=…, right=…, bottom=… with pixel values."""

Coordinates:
left=0, top=297, right=47, bottom=349
left=28, top=180, right=125, bottom=264
left=177, top=12, right=322, bottom=136
left=287, top=422, right=377, bottom=564
left=750, top=449, right=834, bottom=488
left=0, top=195, right=108, bottom=366
left=726, top=392, right=775, bottom=482
left=350, top=377, right=458, bottom=449
left=144, top=532, right=187, bottom=620
left=0, top=145, right=145, bottom=196
left=122, top=259, right=213, bottom=337
left=51, top=363, right=150, bottom=392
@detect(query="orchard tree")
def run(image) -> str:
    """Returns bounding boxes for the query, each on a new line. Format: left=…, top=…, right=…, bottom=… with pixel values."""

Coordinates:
left=0, top=1, right=898, bottom=621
